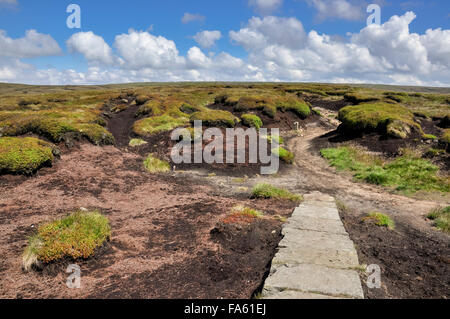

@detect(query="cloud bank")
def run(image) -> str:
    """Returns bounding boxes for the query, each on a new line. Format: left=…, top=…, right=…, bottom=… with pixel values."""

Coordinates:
left=0, top=11, right=449, bottom=86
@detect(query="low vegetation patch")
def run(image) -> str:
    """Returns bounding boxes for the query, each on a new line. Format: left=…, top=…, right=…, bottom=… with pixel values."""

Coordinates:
left=272, top=147, right=294, bottom=164
left=129, top=138, right=148, bottom=147
left=241, top=114, right=263, bottom=130
left=133, top=115, right=189, bottom=136
left=223, top=206, right=264, bottom=224
left=344, top=93, right=381, bottom=104
left=321, top=146, right=449, bottom=193
left=190, top=110, right=238, bottom=127
left=441, top=129, right=450, bottom=144
left=363, top=212, right=395, bottom=230
left=338, top=103, right=421, bottom=139
left=252, top=183, right=303, bottom=202
left=427, top=206, right=450, bottom=233
left=143, top=154, right=171, bottom=173
left=0, top=137, right=55, bottom=174
left=23, top=210, right=111, bottom=272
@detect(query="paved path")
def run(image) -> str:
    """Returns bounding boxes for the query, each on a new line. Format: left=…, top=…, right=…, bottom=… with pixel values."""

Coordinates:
left=262, top=192, right=365, bottom=299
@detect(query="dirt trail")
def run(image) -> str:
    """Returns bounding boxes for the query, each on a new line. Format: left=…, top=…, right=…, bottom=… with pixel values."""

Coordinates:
left=106, top=104, right=140, bottom=147
left=287, top=123, right=449, bottom=232
left=199, top=120, right=448, bottom=234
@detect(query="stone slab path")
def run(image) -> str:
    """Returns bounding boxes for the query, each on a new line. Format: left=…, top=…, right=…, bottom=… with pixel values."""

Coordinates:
left=262, top=192, right=365, bottom=299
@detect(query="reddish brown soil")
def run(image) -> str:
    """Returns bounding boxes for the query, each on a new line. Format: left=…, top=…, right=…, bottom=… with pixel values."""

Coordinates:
left=339, top=208, right=450, bottom=299
left=0, top=143, right=296, bottom=299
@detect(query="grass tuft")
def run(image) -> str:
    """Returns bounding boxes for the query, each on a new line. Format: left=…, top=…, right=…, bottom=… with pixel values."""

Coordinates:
left=252, top=183, right=303, bottom=202
left=427, top=206, right=450, bottom=233
left=363, top=212, right=395, bottom=230
left=143, top=154, right=171, bottom=173
left=22, top=210, right=111, bottom=271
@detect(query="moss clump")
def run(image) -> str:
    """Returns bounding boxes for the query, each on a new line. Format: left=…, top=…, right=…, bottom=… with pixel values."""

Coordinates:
left=75, top=123, right=115, bottom=145
left=338, top=103, right=421, bottom=138
left=276, top=97, right=311, bottom=119
left=252, top=183, right=303, bottom=202
left=179, top=103, right=207, bottom=115
left=136, top=100, right=163, bottom=117
left=0, top=137, right=55, bottom=175
left=272, top=147, right=294, bottom=164
left=241, top=114, right=263, bottom=130
left=22, top=210, right=111, bottom=271
left=129, top=138, right=148, bottom=147
left=363, top=212, right=395, bottom=230
left=427, top=206, right=450, bottom=233
left=135, top=95, right=150, bottom=105
left=143, top=154, right=171, bottom=173
left=190, top=110, right=238, bottom=127
left=344, top=93, right=380, bottom=104
left=133, top=115, right=189, bottom=136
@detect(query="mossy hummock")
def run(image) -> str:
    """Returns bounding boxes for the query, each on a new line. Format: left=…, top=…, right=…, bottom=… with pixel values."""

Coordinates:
left=338, top=103, right=421, bottom=139
left=22, top=210, right=111, bottom=271
left=0, top=137, right=56, bottom=174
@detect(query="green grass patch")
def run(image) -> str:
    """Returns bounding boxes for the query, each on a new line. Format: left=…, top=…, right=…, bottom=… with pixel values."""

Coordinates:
left=241, top=114, right=263, bottom=130
left=427, top=206, right=450, bottom=233
left=363, top=212, right=395, bottom=230
left=143, top=154, right=171, bottom=173
left=0, top=137, right=55, bottom=175
left=22, top=210, right=111, bottom=271
left=133, top=115, right=189, bottom=136
left=321, top=146, right=449, bottom=194
left=252, top=183, right=303, bottom=202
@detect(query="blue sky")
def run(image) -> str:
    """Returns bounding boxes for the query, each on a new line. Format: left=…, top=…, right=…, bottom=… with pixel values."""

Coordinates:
left=0, top=0, right=449, bottom=85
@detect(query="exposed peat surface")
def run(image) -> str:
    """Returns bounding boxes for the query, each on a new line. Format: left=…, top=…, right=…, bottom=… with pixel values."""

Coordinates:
left=0, top=89, right=449, bottom=299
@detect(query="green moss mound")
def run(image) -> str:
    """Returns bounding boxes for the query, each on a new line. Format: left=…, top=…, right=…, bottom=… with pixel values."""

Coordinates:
left=136, top=100, right=163, bottom=117
left=22, top=210, right=111, bottom=271
left=338, top=103, right=421, bottom=138
left=272, top=147, right=294, bottom=164
left=241, top=114, right=263, bottom=130
left=252, top=183, right=302, bottom=202
left=344, top=93, right=381, bottom=104
left=276, top=97, right=311, bottom=119
left=133, top=115, right=189, bottom=136
left=0, top=137, right=55, bottom=174
left=190, top=110, right=238, bottom=127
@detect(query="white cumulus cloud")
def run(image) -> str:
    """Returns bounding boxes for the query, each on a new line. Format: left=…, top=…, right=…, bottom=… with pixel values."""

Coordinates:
left=67, top=31, right=115, bottom=65
left=0, top=29, right=61, bottom=58
left=193, top=30, right=222, bottom=49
